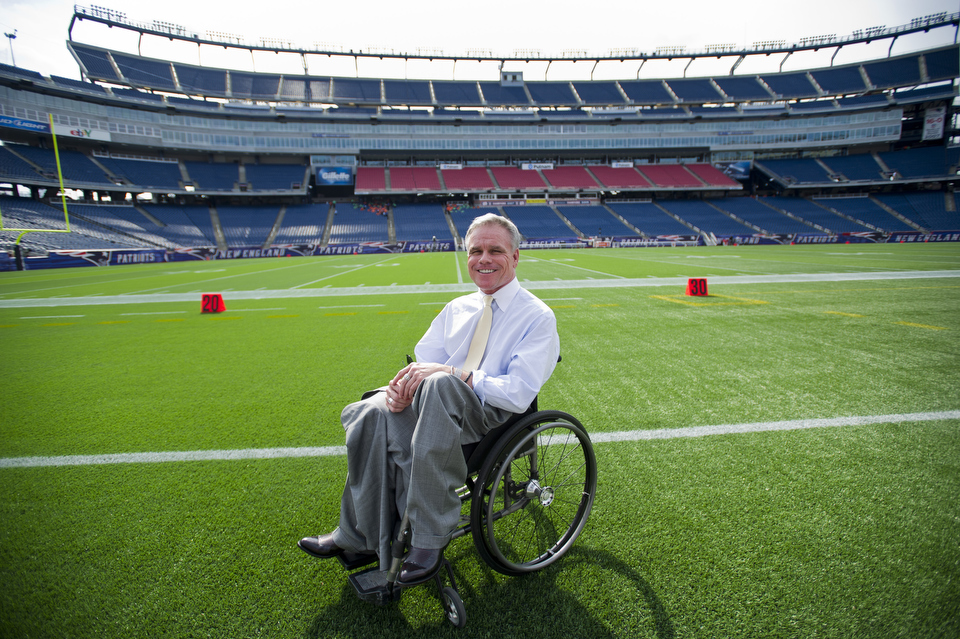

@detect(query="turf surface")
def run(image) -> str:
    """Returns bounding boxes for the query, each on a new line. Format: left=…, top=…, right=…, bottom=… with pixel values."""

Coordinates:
left=1, top=244, right=958, bottom=637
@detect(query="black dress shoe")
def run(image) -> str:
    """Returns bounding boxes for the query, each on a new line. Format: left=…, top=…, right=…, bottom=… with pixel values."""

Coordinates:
left=397, top=546, right=444, bottom=585
left=297, top=533, right=344, bottom=559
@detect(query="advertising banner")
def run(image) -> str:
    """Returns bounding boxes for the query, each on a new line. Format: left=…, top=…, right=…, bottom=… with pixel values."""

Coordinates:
left=922, top=107, right=946, bottom=141
left=53, top=123, right=111, bottom=142
left=316, top=166, right=354, bottom=185
left=0, top=116, right=49, bottom=134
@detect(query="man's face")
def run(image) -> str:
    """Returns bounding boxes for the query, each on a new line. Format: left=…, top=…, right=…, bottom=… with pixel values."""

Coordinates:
left=466, top=224, right=519, bottom=295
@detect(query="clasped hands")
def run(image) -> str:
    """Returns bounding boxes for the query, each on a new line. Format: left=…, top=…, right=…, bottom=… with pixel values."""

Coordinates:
left=385, top=362, right=451, bottom=413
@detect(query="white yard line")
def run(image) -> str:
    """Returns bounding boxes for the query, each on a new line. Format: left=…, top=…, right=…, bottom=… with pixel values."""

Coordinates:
left=2, top=270, right=957, bottom=309
left=2, top=410, right=957, bottom=469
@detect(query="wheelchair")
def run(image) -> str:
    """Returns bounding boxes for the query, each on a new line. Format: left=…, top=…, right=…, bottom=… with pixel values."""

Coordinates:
left=336, top=393, right=597, bottom=628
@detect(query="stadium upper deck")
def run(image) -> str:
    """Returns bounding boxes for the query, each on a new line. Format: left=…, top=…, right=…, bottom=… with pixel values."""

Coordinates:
left=0, top=8, right=957, bottom=202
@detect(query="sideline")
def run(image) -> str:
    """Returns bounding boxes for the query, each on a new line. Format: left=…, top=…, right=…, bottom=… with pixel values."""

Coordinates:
left=1, top=269, right=958, bottom=308
left=2, top=410, right=957, bottom=469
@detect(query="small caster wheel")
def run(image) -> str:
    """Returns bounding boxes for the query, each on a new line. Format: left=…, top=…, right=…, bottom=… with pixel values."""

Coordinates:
left=441, top=586, right=466, bottom=628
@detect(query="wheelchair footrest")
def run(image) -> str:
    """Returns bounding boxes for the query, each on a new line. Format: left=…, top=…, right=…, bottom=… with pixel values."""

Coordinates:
left=347, top=566, right=402, bottom=605
left=337, top=550, right=379, bottom=571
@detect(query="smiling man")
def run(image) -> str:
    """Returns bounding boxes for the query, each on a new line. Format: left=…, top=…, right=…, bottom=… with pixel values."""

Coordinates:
left=299, top=213, right=559, bottom=585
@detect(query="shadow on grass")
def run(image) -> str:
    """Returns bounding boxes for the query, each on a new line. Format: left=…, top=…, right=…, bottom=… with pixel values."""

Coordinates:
left=303, top=545, right=673, bottom=639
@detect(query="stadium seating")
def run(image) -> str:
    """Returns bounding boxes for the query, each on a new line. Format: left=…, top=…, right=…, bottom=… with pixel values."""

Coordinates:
left=814, top=196, right=915, bottom=232
left=875, top=192, right=960, bottom=231
left=389, top=167, right=441, bottom=192
left=383, top=80, right=433, bottom=105
left=0, top=146, right=43, bottom=181
left=525, top=83, right=578, bottom=106
left=174, top=64, right=227, bottom=95
left=141, top=204, right=218, bottom=246
left=636, top=165, right=703, bottom=188
left=490, top=167, right=548, bottom=190
left=588, top=166, right=652, bottom=190
left=244, top=163, right=307, bottom=191
left=327, top=205, right=389, bottom=243
left=618, top=80, right=676, bottom=104
left=431, top=81, right=482, bottom=106
left=665, top=79, right=724, bottom=103
left=809, top=66, right=868, bottom=94
left=756, top=158, right=833, bottom=185
left=479, top=82, right=530, bottom=106
left=271, top=203, right=328, bottom=245
left=231, top=72, right=281, bottom=100
left=606, top=201, right=696, bottom=237
left=541, top=166, right=601, bottom=190
left=11, top=146, right=113, bottom=185
left=572, top=82, right=625, bottom=105
left=817, top=155, right=884, bottom=182
left=96, top=157, right=182, bottom=190
left=182, top=161, right=239, bottom=191
left=503, top=205, right=576, bottom=239
left=765, top=197, right=870, bottom=234
left=356, top=167, right=387, bottom=193
left=112, top=51, right=176, bottom=90
left=711, top=197, right=820, bottom=235
left=217, top=205, right=280, bottom=247
left=66, top=203, right=175, bottom=247
left=713, top=76, right=773, bottom=101
left=658, top=200, right=755, bottom=235
left=441, top=167, right=495, bottom=191
left=557, top=205, right=631, bottom=237
left=878, top=147, right=949, bottom=179
left=0, top=196, right=147, bottom=249
left=450, top=207, right=502, bottom=239
left=760, top=72, right=819, bottom=99
left=392, top=203, right=451, bottom=241
left=685, top=164, right=741, bottom=188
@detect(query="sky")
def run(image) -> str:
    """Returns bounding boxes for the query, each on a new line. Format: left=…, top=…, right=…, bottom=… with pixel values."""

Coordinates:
left=0, top=0, right=957, bottom=83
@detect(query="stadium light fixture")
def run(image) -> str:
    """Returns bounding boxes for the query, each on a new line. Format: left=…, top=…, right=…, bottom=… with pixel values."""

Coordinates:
left=4, top=30, right=16, bottom=67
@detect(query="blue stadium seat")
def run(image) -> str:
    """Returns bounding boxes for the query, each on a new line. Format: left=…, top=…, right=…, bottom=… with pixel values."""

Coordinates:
left=760, top=72, right=818, bottom=99
left=97, top=157, right=182, bottom=190
left=272, top=203, right=328, bottom=245
left=174, top=64, right=227, bottom=95
left=182, top=161, right=238, bottom=191
left=332, top=78, right=382, bottom=103
left=478, top=82, right=530, bottom=106
left=112, top=52, right=176, bottom=90
left=923, top=47, right=960, bottom=82
left=863, top=56, right=922, bottom=89
left=664, top=79, right=724, bottom=103
left=809, top=66, right=867, bottom=94
left=230, top=72, right=280, bottom=99
left=572, top=82, right=625, bottom=106
left=392, top=203, right=451, bottom=241
left=383, top=80, right=433, bottom=105
left=432, top=81, right=483, bottom=106
left=713, top=76, right=772, bottom=101
left=526, top=82, right=578, bottom=106
left=618, top=80, right=675, bottom=105
left=69, top=43, right=120, bottom=82
left=658, top=199, right=754, bottom=236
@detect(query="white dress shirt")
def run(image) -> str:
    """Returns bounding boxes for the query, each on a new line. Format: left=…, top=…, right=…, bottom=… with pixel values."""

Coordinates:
left=414, top=277, right=560, bottom=414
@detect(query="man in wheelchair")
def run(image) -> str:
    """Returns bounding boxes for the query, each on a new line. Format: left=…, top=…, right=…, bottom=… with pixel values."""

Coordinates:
left=299, top=213, right=560, bottom=586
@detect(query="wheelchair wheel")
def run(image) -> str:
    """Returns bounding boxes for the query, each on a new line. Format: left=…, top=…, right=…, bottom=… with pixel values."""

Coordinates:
left=470, top=410, right=597, bottom=576
left=441, top=587, right=467, bottom=628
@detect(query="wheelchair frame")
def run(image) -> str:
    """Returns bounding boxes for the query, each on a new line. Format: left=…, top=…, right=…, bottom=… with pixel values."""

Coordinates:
left=338, top=400, right=597, bottom=628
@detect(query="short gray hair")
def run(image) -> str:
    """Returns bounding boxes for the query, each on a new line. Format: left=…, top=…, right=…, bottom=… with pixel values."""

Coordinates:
left=464, top=213, right=521, bottom=252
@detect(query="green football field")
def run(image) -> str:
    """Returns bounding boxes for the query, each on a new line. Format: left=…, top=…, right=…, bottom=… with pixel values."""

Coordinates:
left=1, top=243, right=958, bottom=638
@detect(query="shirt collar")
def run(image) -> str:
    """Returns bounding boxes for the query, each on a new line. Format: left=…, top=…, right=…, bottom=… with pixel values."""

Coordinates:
left=481, top=277, right=520, bottom=312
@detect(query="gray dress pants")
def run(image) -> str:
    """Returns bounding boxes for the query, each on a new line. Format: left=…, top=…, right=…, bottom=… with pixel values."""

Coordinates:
left=331, top=372, right=512, bottom=565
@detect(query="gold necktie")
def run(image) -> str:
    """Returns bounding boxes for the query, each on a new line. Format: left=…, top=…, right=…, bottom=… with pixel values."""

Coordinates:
left=462, top=295, right=493, bottom=372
